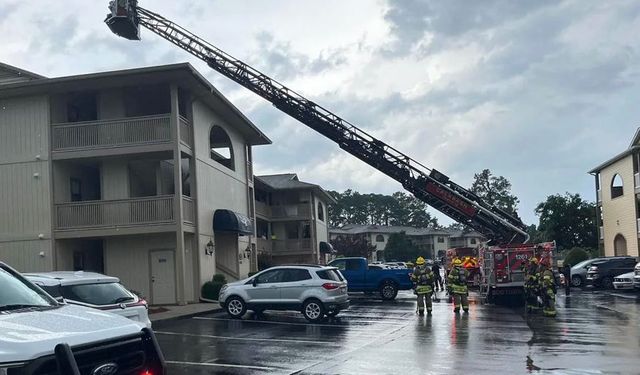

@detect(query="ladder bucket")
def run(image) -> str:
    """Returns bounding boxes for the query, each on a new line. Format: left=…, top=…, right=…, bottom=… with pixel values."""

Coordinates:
left=105, top=0, right=140, bottom=40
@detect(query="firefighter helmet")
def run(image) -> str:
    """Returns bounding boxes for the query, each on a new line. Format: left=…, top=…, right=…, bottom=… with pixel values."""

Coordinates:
left=416, top=257, right=425, bottom=265
left=453, top=258, right=463, bottom=266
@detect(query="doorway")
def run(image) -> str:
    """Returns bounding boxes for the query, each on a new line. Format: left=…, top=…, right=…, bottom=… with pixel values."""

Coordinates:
left=613, top=234, right=627, bottom=256
left=150, top=250, right=176, bottom=305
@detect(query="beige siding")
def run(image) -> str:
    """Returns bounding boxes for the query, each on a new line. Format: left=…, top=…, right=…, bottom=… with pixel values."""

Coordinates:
left=0, top=95, right=52, bottom=271
left=192, top=100, right=251, bottom=283
left=0, top=240, right=53, bottom=272
left=600, top=156, right=639, bottom=257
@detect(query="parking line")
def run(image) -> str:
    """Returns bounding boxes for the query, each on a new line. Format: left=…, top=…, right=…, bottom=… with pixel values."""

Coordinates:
left=193, top=316, right=401, bottom=329
left=166, top=360, right=277, bottom=371
left=156, top=331, right=338, bottom=345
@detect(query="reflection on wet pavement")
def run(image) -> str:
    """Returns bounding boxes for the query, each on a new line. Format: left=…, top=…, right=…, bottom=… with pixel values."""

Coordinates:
left=154, top=289, right=640, bottom=374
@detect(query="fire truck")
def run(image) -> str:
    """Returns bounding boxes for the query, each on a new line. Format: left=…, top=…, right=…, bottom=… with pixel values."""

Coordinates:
left=445, top=247, right=481, bottom=286
left=104, top=1, right=556, bottom=305
left=478, top=241, right=556, bottom=303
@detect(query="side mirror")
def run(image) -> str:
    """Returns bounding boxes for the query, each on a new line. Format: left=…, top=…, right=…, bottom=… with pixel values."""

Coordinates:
left=55, top=296, right=66, bottom=304
left=252, top=278, right=258, bottom=287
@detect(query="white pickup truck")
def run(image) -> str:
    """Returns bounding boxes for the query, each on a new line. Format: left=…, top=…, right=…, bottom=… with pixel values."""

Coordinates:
left=0, top=261, right=166, bottom=374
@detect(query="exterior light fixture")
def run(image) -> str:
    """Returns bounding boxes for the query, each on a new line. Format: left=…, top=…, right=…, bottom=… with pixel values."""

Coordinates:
left=205, top=240, right=214, bottom=256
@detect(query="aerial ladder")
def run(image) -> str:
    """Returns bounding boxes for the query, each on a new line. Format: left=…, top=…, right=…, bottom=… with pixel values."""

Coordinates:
left=105, top=0, right=530, bottom=245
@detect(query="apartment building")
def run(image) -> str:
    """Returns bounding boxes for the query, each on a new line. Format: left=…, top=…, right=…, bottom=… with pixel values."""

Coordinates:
left=254, top=174, right=335, bottom=265
left=589, top=128, right=640, bottom=257
left=329, top=224, right=485, bottom=261
left=0, top=62, right=271, bottom=305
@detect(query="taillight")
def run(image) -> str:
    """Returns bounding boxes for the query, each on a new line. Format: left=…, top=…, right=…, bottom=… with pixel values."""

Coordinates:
left=322, top=283, right=340, bottom=290
left=141, top=370, right=154, bottom=375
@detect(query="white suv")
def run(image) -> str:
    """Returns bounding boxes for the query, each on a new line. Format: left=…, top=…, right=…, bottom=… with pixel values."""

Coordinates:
left=25, top=271, right=151, bottom=328
left=219, top=265, right=349, bottom=322
left=0, top=262, right=166, bottom=374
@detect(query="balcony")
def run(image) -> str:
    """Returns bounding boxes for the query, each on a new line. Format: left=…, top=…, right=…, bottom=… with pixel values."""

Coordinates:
left=51, top=115, right=193, bottom=158
left=255, top=200, right=271, bottom=218
left=635, top=173, right=640, bottom=194
left=637, top=219, right=640, bottom=234
left=55, top=195, right=194, bottom=236
left=272, top=239, right=313, bottom=255
left=270, top=204, right=311, bottom=220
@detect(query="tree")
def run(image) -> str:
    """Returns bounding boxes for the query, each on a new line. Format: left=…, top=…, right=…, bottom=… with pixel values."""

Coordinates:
left=384, top=232, right=423, bottom=262
left=563, top=247, right=590, bottom=267
left=330, top=235, right=376, bottom=258
left=470, top=169, right=520, bottom=216
left=534, top=193, right=597, bottom=251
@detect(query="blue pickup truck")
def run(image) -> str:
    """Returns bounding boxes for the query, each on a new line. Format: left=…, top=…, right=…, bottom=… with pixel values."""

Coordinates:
left=327, top=257, right=414, bottom=300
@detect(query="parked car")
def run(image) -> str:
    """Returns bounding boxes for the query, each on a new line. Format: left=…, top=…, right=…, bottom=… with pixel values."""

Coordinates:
left=0, top=261, right=165, bottom=374
left=24, top=271, right=151, bottom=328
left=613, top=272, right=636, bottom=290
left=634, top=262, right=640, bottom=290
left=327, top=257, right=413, bottom=300
left=586, top=257, right=637, bottom=289
left=218, top=265, right=349, bottom=322
left=570, top=257, right=626, bottom=287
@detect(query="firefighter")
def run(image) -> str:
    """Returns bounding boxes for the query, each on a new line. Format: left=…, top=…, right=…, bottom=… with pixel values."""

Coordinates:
left=524, top=257, right=541, bottom=313
left=410, top=257, right=435, bottom=316
left=538, top=264, right=557, bottom=317
left=447, top=258, right=469, bottom=313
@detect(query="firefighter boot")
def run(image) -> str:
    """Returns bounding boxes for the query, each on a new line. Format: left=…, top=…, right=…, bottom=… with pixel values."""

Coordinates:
left=427, top=309, right=432, bottom=316
left=453, top=294, right=461, bottom=313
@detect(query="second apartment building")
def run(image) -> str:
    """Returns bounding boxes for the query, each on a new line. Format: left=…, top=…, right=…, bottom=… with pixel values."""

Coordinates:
left=0, top=62, right=271, bottom=305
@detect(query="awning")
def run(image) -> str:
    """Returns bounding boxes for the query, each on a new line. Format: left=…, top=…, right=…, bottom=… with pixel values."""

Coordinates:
left=213, top=210, right=253, bottom=235
left=319, top=241, right=335, bottom=254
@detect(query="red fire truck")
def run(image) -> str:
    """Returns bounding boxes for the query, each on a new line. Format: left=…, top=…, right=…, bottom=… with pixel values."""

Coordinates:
left=445, top=247, right=481, bottom=286
left=478, top=241, right=556, bottom=303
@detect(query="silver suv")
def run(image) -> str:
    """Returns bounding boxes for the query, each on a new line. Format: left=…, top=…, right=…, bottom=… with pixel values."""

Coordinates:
left=219, top=265, right=349, bottom=322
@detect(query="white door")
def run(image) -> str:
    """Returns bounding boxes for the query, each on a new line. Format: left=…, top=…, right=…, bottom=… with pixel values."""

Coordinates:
left=151, top=250, right=176, bottom=305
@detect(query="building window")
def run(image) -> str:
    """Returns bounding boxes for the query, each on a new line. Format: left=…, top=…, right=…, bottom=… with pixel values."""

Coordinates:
left=375, top=234, right=385, bottom=242
left=437, top=237, right=445, bottom=243
left=317, top=202, right=324, bottom=222
left=611, top=174, right=623, bottom=199
left=210, top=125, right=234, bottom=170
left=470, top=238, right=477, bottom=245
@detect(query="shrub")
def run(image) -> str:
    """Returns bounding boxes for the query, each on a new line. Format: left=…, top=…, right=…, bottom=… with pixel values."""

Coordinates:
left=563, top=247, right=590, bottom=267
left=201, top=274, right=228, bottom=300
left=212, top=274, right=227, bottom=283
left=248, top=271, right=258, bottom=277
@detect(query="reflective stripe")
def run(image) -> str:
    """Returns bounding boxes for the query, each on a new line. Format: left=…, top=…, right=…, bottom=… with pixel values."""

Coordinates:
left=416, top=285, right=433, bottom=294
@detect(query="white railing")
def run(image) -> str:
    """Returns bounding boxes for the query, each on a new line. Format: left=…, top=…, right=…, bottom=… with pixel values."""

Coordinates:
left=179, top=115, right=193, bottom=148
left=599, top=226, right=604, bottom=240
left=255, top=200, right=271, bottom=217
left=635, top=173, right=640, bottom=188
left=271, top=204, right=311, bottom=219
left=182, top=196, right=195, bottom=225
left=597, top=190, right=602, bottom=203
left=272, top=239, right=313, bottom=254
left=52, top=115, right=175, bottom=151
left=637, top=219, right=640, bottom=234
left=55, top=195, right=174, bottom=230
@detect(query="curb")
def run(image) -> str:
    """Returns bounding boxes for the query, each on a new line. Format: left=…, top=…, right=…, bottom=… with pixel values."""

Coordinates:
left=150, top=306, right=224, bottom=324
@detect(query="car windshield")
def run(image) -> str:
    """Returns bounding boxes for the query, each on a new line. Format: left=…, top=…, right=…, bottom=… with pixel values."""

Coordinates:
left=61, top=282, right=134, bottom=306
left=0, top=268, right=56, bottom=311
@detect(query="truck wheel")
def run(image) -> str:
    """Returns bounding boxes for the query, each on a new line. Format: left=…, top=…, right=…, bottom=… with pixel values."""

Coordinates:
left=571, top=275, right=583, bottom=287
left=380, top=281, right=398, bottom=300
left=225, top=296, right=246, bottom=319
left=303, top=299, right=325, bottom=322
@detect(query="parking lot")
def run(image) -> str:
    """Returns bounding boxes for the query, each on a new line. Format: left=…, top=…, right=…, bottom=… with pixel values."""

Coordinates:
left=153, top=289, right=640, bottom=374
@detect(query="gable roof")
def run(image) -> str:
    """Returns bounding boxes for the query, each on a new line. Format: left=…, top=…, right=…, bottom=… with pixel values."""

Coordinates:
left=255, top=173, right=336, bottom=203
left=0, top=62, right=45, bottom=86
left=589, top=127, right=640, bottom=173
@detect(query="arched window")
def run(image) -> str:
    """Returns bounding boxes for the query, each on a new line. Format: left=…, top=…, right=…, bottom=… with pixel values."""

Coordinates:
left=614, top=233, right=627, bottom=256
left=210, top=125, right=234, bottom=170
left=611, top=174, right=623, bottom=199
left=317, top=202, right=324, bottom=221
left=375, top=234, right=385, bottom=242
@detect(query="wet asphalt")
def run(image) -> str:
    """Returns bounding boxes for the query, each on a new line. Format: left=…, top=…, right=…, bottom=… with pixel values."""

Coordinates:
left=153, top=288, right=640, bottom=374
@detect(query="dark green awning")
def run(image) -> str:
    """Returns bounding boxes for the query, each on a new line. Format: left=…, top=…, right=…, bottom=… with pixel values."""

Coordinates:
left=213, top=210, right=253, bottom=235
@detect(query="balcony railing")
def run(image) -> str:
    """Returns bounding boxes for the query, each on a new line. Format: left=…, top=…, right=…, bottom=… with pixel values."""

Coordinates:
left=255, top=200, right=271, bottom=217
left=635, top=173, right=640, bottom=189
left=52, top=114, right=194, bottom=152
left=55, top=195, right=192, bottom=230
left=272, top=239, right=313, bottom=254
left=179, top=115, right=193, bottom=148
left=182, top=196, right=195, bottom=225
left=271, top=204, right=311, bottom=219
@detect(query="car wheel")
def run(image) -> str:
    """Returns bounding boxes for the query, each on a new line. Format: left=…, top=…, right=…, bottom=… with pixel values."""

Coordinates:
left=380, top=281, right=398, bottom=300
left=571, top=275, right=583, bottom=287
left=302, top=299, right=325, bottom=323
left=225, top=296, right=246, bottom=319
left=602, top=277, right=614, bottom=289
left=326, top=310, right=340, bottom=317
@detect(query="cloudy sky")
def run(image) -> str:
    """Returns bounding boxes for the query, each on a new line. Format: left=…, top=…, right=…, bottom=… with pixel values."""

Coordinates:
left=2, top=0, right=640, bottom=225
